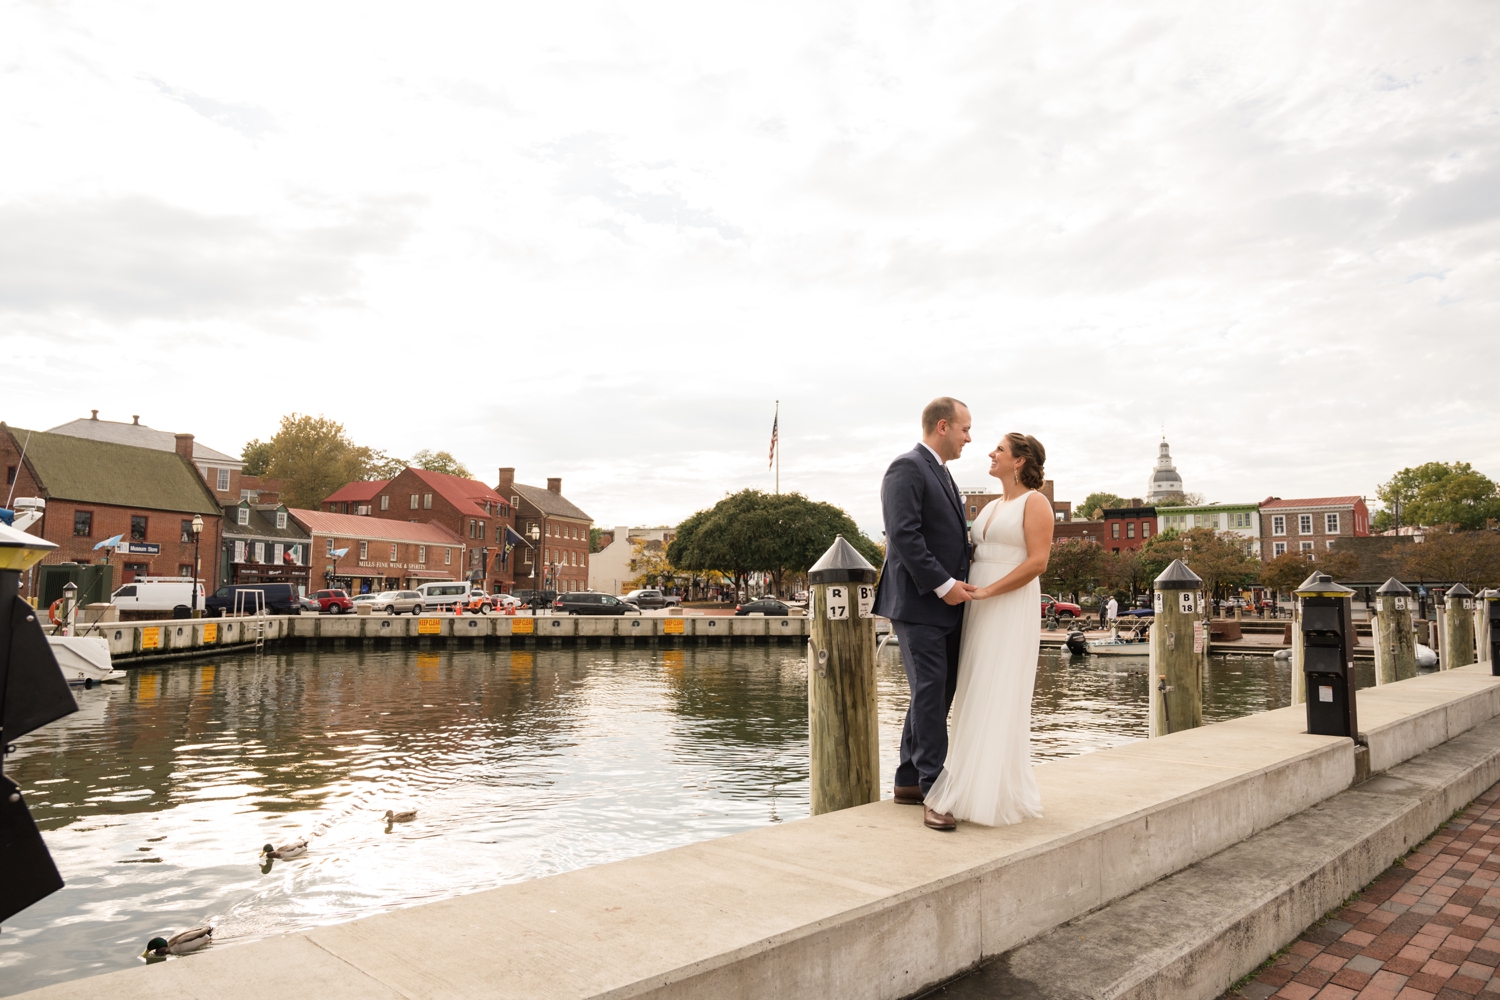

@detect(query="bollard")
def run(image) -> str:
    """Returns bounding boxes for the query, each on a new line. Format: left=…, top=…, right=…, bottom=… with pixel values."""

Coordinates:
left=1487, top=592, right=1500, bottom=676
left=806, top=535, right=879, bottom=815
left=60, top=581, right=77, bottom=637
left=1372, top=578, right=1418, bottom=684
left=1479, top=590, right=1496, bottom=669
left=1148, top=559, right=1207, bottom=737
left=1445, top=584, right=1477, bottom=669
left=1296, top=571, right=1358, bottom=738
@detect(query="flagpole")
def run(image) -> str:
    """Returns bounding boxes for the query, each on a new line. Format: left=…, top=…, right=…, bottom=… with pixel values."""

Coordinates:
left=774, top=400, right=780, bottom=494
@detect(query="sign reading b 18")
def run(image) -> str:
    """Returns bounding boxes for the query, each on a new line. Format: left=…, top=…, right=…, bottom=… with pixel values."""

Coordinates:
left=825, top=585, right=850, bottom=620
left=856, top=584, right=876, bottom=618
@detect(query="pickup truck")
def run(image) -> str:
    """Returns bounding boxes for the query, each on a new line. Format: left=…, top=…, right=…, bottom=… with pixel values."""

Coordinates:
left=621, top=589, right=681, bottom=610
left=1040, top=594, right=1082, bottom=618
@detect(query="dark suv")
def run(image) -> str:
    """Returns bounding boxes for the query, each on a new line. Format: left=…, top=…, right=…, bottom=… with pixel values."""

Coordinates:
left=206, top=583, right=301, bottom=616
left=554, top=592, right=637, bottom=616
left=311, top=589, right=354, bottom=614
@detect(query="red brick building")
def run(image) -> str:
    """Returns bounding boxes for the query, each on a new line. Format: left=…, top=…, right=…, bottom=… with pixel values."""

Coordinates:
left=322, top=479, right=391, bottom=515
left=1, top=424, right=224, bottom=598
left=496, top=469, right=592, bottom=594
left=1260, top=496, right=1372, bottom=559
left=960, top=480, right=1071, bottom=527
left=289, top=510, right=467, bottom=594
left=1101, top=506, right=1157, bottom=552
left=46, top=410, right=247, bottom=506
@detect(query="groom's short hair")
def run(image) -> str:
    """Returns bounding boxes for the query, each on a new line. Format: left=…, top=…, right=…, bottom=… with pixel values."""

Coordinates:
left=921, top=397, right=967, bottom=434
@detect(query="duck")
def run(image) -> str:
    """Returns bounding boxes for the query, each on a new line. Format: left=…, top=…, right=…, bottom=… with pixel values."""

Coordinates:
left=383, top=808, right=417, bottom=823
left=259, top=838, right=307, bottom=860
left=142, top=926, right=213, bottom=957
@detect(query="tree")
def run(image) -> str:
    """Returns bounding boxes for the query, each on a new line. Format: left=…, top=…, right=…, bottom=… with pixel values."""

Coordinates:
left=1045, top=540, right=1105, bottom=603
left=363, top=450, right=408, bottom=480
left=241, top=439, right=273, bottom=477
left=261, top=414, right=379, bottom=510
left=1152, top=492, right=1206, bottom=509
left=1078, top=492, right=1126, bottom=520
left=1375, top=462, right=1500, bottom=531
left=1103, top=547, right=1145, bottom=600
left=590, top=527, right=606, bottom=553
left=1401, top=530, right=1500, bottom=588
left=668, top=490, right=882, bottom=597
left=1140, top=527, right=1256, bottom=599
left=628, top=538, right=682, bottom=590
left=411, top=449, right=472, bottom=479
left=1259, top=552, right=1312, bottom=596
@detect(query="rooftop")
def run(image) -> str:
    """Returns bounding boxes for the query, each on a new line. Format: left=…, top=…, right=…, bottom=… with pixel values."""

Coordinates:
left=6, top=426, right=221, bottom=516
left=1260, top=496, right=1364, bottom=509
left=512, top=482, right=591, bottom=521
left=46, top=412, right=241, bottom=467
left=405, top=468, right=512, bottom=520
left=323, top=480, right=391, bottom=505
left=288, top=509, right=466, bottom=545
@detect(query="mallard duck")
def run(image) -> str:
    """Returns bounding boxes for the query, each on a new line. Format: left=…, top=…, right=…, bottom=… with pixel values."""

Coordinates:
left=259, top=838, right=307, bottom=860
left=142, top=927, right=213, bottom=957
left=383, top=809, right=417, bottom=823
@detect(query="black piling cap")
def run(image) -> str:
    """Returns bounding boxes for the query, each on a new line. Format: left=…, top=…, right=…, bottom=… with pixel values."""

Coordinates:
left=1295, top=570, right=1355, bottom=597
left=1375, top=577, right=1412, bottom=596
left=807, top=535, right=878, bottom=585
left=1448, top=582, right=1474, bottom=598
left=1153, top=558, right=1202, bottom=590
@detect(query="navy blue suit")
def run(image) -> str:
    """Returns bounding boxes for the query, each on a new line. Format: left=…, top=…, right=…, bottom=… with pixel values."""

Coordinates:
left=872, top=445, right=971, bottom=793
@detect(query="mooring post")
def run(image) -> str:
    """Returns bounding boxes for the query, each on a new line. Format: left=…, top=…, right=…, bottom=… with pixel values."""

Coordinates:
left=1486, top=592, right=1500, bottom=676
left=806, top=535, right=879, bottom=815
left=1445, top=584, right=1477, bottom=669
left=1478, top=589, right=1496, bottom=668
left=1148, top=559, right=1206, bottom=737
left=1372, top=578, right=1418, bottom=684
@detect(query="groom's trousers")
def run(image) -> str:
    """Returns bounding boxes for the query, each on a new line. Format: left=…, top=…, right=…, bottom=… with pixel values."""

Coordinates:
left=892, top=618, right=963, bottom=794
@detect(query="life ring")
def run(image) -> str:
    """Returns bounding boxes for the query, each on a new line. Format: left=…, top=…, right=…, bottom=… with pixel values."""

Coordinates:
left=48, top=599, right=66, bottom=625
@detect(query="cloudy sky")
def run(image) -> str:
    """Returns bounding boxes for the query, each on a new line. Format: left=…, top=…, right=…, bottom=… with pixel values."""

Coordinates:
left=3, top=1, right=1497, bottom=534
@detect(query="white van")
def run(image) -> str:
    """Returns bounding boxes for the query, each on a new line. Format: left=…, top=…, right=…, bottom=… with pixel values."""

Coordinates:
left=415, top=581, right=470, bottom=610
left=111, top=577, right=206, bottom=613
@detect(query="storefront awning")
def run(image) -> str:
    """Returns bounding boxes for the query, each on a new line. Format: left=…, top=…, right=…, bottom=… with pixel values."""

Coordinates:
left=343, top=567, right=393, bottom=578
left=404, top=570, right=455, bottom=580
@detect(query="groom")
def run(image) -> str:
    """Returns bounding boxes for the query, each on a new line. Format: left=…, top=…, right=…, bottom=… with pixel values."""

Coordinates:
left=872, top=397, right=976, bottom=831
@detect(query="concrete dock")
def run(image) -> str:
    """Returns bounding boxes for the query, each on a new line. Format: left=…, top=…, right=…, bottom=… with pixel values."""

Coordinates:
left=17, top=660, right=1500, bottom=1000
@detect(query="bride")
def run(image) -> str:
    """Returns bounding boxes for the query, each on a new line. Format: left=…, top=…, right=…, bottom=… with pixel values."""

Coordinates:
left=924, top=432, right=1054, bottom=829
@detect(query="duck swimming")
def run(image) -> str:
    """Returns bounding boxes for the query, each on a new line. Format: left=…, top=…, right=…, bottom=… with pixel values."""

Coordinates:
left=383, top=809, right=417, bottom=823
left=142, top=927, right=213, bottom=957
left=259, top=838, right=307, bottom=860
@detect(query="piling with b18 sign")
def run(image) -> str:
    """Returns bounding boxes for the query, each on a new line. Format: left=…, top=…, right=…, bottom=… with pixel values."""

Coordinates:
left=806, top=535, right=880, bottom=816
left=1148, top=559, right=1208, bottom=737
left=1372, top=577, right=1417, bottom=684
left=1445, top=584, right=1477, bottom=669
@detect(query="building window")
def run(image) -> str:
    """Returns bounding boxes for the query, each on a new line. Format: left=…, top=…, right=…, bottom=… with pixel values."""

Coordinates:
left=1272, top=515, right=1286, bottom=536
left=234, top=540, right=246, bottom=562
left=511, top=495, right=519, bottom=509
left=1325, top=513, right=1340, bottom=534
left=969, top=505, right=977, bottom=515
left=181, top=519, right=193, bottom=542
left=1141, top=522, right=1151, bottom=538
left=5, top=465, right=14, bottom=485
left=326, top=538, right=334, bottom=555
left=545, top=548, right=551, bottom=563
left=419, top=546, right=426, bottom=563
left=1327, top=540, right=1337, bottom=550
left=1273, top=541, right=1287, bottom=557
left=1110, top=522, right=1120, bottom=538
left=131, top=515, right=148, bottom=540
left=273, top=543, right=284, bottom=563
left=359, top=541, right=368, bottom=559
left=445, top=548, right=451, bottom=565
left=254, top=541, right=265, bottom=562
left=74, top=510, right=92, bottom=536
left=390, top=544, right=398, bottom=561
left=479, top=522, right=485, bottom=540
left=423, top=494, right=432, bottom=509
left=1127, top=522, right=1136, bottom=538
left=179, top=565, right=193, bottom=577
left=216, top=468, right=230, bottom=491
left=410, top=494, right=419, bottom=510
left=1298, top=514, right=1313, bottom=535
left=276, top=511, right=287, bottom=529
left=1300, top=541, right=1315, bottom=553
left=237, top=507, right=249, bottom=526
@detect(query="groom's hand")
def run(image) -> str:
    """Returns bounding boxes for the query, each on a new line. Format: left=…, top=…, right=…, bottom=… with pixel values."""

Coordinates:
left=941, top=582, right=978, bottom=606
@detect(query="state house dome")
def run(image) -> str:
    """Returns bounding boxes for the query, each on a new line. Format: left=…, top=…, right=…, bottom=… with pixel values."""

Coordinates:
left=1146, top=438, right=1184, bottom=503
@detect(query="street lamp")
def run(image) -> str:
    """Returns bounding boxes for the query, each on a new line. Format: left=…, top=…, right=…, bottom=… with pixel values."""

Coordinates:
left=529, top=523, right=541, bottom=613
left=190, top=514, right=204, bottom=616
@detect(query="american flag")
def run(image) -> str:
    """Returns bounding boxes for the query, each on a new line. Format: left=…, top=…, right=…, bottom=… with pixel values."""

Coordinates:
left=768, top=410, right=778, bottom=468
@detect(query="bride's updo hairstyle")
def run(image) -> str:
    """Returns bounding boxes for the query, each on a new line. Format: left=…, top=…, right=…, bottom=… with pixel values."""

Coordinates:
left=1004, top=433, right=1047, bottom=490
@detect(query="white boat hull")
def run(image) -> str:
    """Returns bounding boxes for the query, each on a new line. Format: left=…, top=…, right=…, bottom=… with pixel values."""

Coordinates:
left=48, top=635, right=121, bottom=686
left=1086, top=642, right=1150, bottom=657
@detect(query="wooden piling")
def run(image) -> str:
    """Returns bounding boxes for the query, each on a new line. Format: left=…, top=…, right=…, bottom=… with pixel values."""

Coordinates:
left=806, top=536, right=880, bottom=815
left=1372, top=578, right=1417, bottom=684
left=1445, top=584, right=1477, bottom=669
left=1479, top=590, right=1495, bottom=667
left=1149, top=559, right=1207, bottom=737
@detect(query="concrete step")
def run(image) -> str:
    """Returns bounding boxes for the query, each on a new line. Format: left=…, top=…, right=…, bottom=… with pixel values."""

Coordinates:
left=918, top=716, right=1500, bottom=1000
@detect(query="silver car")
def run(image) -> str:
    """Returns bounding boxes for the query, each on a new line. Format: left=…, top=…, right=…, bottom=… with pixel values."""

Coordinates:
left=375, top=590, right=425, bottom=614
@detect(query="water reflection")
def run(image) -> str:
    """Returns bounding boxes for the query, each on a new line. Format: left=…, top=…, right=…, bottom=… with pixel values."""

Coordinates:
left=3, top=645, right=1308, bottom=995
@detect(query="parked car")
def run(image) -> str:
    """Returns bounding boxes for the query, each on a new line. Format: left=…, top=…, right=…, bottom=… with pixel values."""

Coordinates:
left=373, top=590, right=424, bottom=615
left=311, top=589, right=354, bottom=614
left=416, top=581, right=470, bottom=611
left=621, top=589, right=680, bottom=609
left=205, top=582, right=301, bottom=617
left=492, top=593, right=523, bottom=610
left=1039, top=594, right=1082, bottom=618
left=351, top=593, right=382, bottom=611
left=553, top=592, right=637, bottom=615
left=513, top=589, right=558, bottom=610
left=111, top=577, right=206, bottom=613
left=735, top=598, right=790, bottom=616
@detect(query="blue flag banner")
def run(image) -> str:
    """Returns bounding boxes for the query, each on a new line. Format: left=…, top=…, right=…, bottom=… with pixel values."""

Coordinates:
left=501, top=526, right=526, bottom=568
left=93, top=534, right=124, bottom=551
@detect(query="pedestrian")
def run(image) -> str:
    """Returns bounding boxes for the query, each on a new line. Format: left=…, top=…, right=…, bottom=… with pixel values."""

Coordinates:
left=1106, top=595, right=1119, bottom=623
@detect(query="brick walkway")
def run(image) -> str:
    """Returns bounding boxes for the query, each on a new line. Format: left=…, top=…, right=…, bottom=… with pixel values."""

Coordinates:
left=1225, top=783, right=1500, bottom=999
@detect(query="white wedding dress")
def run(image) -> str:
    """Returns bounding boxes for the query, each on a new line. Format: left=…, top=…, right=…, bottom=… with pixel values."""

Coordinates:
left=925, top=492, right=1043, bottom=826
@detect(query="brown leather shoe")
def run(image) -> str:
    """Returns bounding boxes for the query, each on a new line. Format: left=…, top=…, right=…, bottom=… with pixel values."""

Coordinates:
left=924, top=806, right=957, bottom=831
left=893, top=785, right=924, bottom=805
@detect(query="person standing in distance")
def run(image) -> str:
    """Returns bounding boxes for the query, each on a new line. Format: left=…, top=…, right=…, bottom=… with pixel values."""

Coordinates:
left=872, top=397, right=978, bottom=831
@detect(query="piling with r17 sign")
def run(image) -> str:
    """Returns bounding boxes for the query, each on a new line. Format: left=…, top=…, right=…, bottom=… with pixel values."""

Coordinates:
left=1148, top=559, right=1207, bottom=737
left=1372, top=577, right=1418, bottom=684
left=806, top=535, right=880, bottom=815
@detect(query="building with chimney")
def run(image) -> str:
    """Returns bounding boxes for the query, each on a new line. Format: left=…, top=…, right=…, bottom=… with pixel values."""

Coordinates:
left=1260, top=496, right=1371, bottom=559
left=289, top=510, right=467, bottom=594
left=46, top=410, right=246, bottom=505
left=496, top=469, right=593, bottom=594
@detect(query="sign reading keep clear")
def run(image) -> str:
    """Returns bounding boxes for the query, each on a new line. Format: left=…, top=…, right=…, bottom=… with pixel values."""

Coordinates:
left=825, top=586, right=850, bottom=620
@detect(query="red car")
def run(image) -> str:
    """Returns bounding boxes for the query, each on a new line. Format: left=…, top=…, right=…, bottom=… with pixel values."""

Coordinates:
left=311, top=589, right=354, bottom=614
left=1040, top=594, right=1081, bottom=618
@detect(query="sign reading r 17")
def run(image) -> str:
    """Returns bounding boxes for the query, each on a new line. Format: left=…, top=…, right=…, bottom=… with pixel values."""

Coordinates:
left=825, top=585, right=850, bottom=621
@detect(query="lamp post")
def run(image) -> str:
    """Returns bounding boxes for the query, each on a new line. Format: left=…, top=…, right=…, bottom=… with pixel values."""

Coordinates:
left=529, top=523, right=542, bottom=613
left=190, top=514, right=204, bottom=616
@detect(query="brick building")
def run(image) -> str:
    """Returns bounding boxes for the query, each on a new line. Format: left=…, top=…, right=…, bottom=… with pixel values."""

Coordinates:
left=1157, top=501, right=1261, bottom=557
left=1260, top=496, right=1371, bottom=559
left=496, top=469, right=593, bottom=594
left=46, top=410, right=246, bottom=507
left=222, top=500, right=313, bottom=590
left=1, top=424, right=223, bottom=596
left=289, top=510, right=467, bottom=594
left=1101, top=506, right=1157, bottom=552
left=959, top=480, right=1071, bottom=527
left=322, top=479, right=390, bottom=515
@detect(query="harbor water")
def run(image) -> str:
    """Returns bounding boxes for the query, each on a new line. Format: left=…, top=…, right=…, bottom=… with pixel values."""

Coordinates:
left=1, top=644, right=1323, bottom=995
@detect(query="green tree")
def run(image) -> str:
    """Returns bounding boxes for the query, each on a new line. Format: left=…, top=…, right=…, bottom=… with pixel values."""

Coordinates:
left=411, top=449, right=472, bottom=479
left=1141, top=527, right=1255, bottom=599
left=261, top=414, right=375, bottom=509
left=668, top=490, right=881, bottom=597
left=1259, top=552, right=1311, bottom=596
left=1152, top=492, right=1206, bottom=509
left=1103, top=547, right=1145, bottom=600
left=363, top=450, right=408, bottom=480
left=590, top=527, right=606, bottom=553
left=1401, top=530, right=1500, bottom=588
left=241, top=438, right=273, bottom=477
left=1078, top=492, right=1125, bottom=520
left=1045, top=540, right=1105, bottom=603
left=1375, top=462, right=1500, bottom=531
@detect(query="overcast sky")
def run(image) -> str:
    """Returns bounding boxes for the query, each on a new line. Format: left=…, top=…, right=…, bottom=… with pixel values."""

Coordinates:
left=3, top=1, right=1497, bottom=535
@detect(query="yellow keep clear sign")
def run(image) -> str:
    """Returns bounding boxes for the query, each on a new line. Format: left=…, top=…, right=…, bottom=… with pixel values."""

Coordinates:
left=140, top=627, right=161, bottom=649
left=418, top=617, right=442, bottom=635
left=511, top=618, right=534, bottom=634
left=663, top=618, right=685, bottom=634
left=203, top=622, right=218, bottom=643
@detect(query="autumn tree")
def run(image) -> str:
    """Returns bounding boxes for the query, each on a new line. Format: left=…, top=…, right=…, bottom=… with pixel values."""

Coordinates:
left=1141, top=527, right=1256, bottom=599
left=1401, top=530, right=1500, bottom=588
left=1045, top=540, right=1105, bottom=604
left=1152, top=492, right=1207, bottom=509
left=257, top=414, right=400, bottom=509
left=1103, top=547, right=1145, bottom=600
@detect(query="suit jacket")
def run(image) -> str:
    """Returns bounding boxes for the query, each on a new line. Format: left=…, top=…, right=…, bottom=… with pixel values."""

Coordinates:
left=871, top=445, right=971, bottom=627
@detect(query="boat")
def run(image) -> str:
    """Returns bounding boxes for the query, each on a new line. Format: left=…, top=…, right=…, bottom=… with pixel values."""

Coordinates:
left=1083, top=638, right=1151, bottom=658
left=1415, top=644, right=1438, bottom=668
left=47, top=635, right=121, bottom=686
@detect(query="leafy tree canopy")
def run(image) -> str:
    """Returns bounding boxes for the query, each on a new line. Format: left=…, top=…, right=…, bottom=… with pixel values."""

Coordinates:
left=1045, top=540, right=1105, bottom=603
left=1374, top=462, right=1500, bottom=531
left=258, top=414, right=394, bottom=509
left=667, top=490, right=882, bottom=582
left=1401, top=529, right=1500, bottom=587
left=411, top=449, right=472, bottom=479
left=1078, top=492, right=1125, bottom=520
left=1151, top=492, right=1206, bottom=509
left=1141, top=527, right=1257, bottom=597
left=241, top=439, right=273, bottom=477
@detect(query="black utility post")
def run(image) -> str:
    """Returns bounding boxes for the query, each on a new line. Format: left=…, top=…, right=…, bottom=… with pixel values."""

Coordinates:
left=190, top=514, right=204, bottom=617
left=1486, top=591, right=1500, bottom=676
left=1295, top=571, right=1358, bottom=739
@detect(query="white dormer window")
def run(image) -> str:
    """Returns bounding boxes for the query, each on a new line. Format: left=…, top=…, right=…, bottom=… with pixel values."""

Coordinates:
left=237, top=507, right=249, bottom=526
left=276, top=511, right=287, bottom=529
